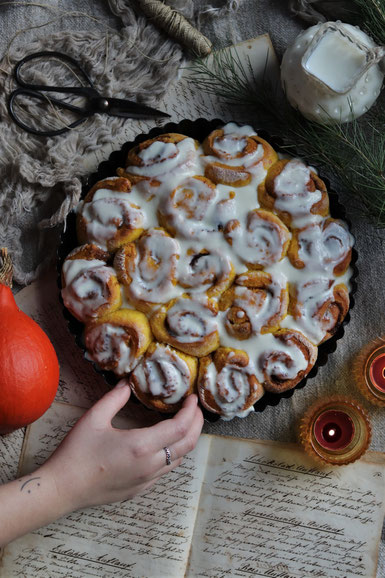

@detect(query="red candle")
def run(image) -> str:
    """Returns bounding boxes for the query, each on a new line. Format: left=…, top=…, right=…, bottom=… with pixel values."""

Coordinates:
left=313, top=410, right=355, bottom=451
left=368, top=352, right=385, bottom=393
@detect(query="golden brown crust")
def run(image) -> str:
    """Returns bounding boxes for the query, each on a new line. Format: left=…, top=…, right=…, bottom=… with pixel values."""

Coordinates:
left=150, top=295, right=220, bottom=357
left=258, top=329, right=318, bottom=393
left=198, top=347, right=264, bottom=416
left=129, top=342, right=197, bottom=413
left=218, top=271, right=289, bottom=339
left=84, top=308, right=152, bottom=375
left=258, top=159, right=329, bottom=226
left=288, top=218, right=352, bottom=276
left=224, top=209, right=291, bottom=270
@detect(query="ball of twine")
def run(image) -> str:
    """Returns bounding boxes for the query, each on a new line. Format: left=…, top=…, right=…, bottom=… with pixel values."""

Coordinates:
left=136, top=0, right=212, bottom=57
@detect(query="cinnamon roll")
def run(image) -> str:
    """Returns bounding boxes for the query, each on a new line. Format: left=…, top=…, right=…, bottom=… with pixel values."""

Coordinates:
left=258, top=159, right=329, bottom=227
left=219, top=271, right=289, bottom=339
left=129, top=342, right=197, bottom=413
left=202, top=123, right=278, bottom=186
left=224, top=209, right=291, bottom=269
left=289, top=279, right=350, bottom=344
left=158, top=175, right=219, bottom=240
left=117, top=133, right=198, bottom=193
left=198, top=347, right=264, bottom=419
left=258, top=329, right=318, bottom=393
left=84, top=309, right=152, bottom=376
left=150, top=295, right=220, bottom=357
left=76, top=177, right=146, bottom=252
left=61, top=244, right=122, bottom=322
left=287, top=218, right=353, bottom=276
left=113, top=228, right=180, bottom=314
left=178, top=247, right=235, bottom=298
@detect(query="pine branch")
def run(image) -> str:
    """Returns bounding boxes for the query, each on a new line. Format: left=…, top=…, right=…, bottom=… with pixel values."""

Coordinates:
left=188, top=11, right=385, bottom=228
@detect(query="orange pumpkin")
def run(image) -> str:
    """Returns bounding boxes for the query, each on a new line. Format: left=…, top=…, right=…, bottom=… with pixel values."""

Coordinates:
left=0, top=249, right=59, bottom=434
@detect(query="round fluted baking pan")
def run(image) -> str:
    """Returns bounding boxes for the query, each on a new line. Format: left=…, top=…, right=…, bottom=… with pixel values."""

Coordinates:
left=57, top=117, right=358, bottom=421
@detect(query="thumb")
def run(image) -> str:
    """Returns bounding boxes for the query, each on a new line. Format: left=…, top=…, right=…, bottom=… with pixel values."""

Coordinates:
left=89, top=379, right=131, bottom=425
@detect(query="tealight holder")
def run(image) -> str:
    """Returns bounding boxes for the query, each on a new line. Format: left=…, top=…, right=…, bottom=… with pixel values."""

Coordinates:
left=353, top=338, right=385, bottom=407
left=299, top=396, right=371, bottom=466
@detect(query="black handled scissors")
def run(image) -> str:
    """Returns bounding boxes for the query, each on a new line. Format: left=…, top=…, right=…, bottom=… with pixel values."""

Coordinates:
left=8, top=51, right=170, bottom=137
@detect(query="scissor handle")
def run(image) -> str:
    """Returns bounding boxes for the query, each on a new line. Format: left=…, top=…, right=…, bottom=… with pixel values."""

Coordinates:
left=14, top=51, right=97, bottom=98
left=7, top=88, right=92, bottom=137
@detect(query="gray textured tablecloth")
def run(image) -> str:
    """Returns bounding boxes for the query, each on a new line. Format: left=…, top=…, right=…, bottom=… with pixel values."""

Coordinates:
left=1, top=0, right=385, bottom=574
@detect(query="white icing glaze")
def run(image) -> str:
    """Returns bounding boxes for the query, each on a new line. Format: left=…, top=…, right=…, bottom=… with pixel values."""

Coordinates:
left=126, top=228, right=181, bottom=304
left=295, top=219, right=353, bottom=274
left=62, top=258, right=116, bottom=321
left=202, top=360, right=258, bottom=420
left=227, top=271, right=287, bottom=336
left=289, top=278, right=337, bottom=344
left=165, top=296, right=218, bottom=343
left=258, top=334, right=308, bottom=381
left=225, top=210, right=290, bottom=267
left=128, top=137, right=197, bottom=180
left=85, top=323, right=140, bottom=375
left=274, top=160, right=322, bottom=224
left=65, top=122, right=355, bottom=419
left=178, top=247, right=233, bottom=292
left=81, top=189, right=147, bottom=249
left=132, top=344, right=191, bottom=404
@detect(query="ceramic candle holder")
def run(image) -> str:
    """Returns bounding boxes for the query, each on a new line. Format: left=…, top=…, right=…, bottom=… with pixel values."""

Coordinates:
left=299, top=396, right=371, bottom=465
left=354, top=338, right=385, bottom=407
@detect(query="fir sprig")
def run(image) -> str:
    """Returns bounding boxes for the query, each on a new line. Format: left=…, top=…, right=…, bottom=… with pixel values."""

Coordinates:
left=188, top=10, right=385, bottom=228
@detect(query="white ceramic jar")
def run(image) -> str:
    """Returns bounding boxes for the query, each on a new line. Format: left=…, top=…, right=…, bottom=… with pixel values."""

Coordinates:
left=281, top=21, right=384, bottom=123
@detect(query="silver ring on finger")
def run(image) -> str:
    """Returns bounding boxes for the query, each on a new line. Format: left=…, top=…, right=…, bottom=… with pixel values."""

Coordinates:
left=163, top=446, right=172, bottom=466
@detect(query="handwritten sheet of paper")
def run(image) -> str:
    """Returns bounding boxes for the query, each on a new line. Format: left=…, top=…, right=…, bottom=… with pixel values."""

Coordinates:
left=0, top=402, right=211, bottom=578
left=187, top=436, right=385, bottom=578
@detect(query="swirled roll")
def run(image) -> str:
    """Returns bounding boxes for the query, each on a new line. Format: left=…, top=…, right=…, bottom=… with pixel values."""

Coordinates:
left=224, top=209, right=291, bottom=269
left=76, top=177, right=146, bottom=252
left=258, top=159, right=329, bottom=227
left=61, top=244, right=121, bottom=322
left=178, top=247, right=235, bottom=298
left=117, top=133, right=198, bottom=193
left=287, top=218, right=353, bottom=276
left=219, top=271, right=289, bottom=339
left=257, top=329, right=318, bottom=393
left=158, top=175, right=219, bottom=240
left=202, top=123, right=278, bottom=186
left=150, top=295, right=220, bottom=357
left=129, top=342, right=197, bottom=413
left=198, top=347, right=264, bottom=419
left=289, top=279, right=350, bottom=345
left=113, top=228, right=180, bottom=314
left=84, top=309, right=152, bottom=376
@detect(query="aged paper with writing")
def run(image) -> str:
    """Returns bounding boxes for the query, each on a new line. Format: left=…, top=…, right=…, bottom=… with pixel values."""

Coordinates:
left=1, top=402, right=385, bottom=578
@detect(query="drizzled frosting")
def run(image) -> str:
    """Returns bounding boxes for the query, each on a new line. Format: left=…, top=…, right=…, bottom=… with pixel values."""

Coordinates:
left=79, top=188, right=146, bottom=249
left=62, top=122, right=354, bottom=419
left=85, top=323, right=137, bottom=375
left=225, top=209, right=291, bottom=268
left=292, top=219, right=353, bottom=274
left=165, top=296, right=218, bottom=344
left=62, top=258, right=119, bottom=322
left=132, top=344, right=191, bottom=405
left=122, top=228, right=180, bottom=305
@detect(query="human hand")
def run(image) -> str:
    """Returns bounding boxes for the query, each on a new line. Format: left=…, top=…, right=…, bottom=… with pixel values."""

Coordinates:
left=43, top=381, right=204, bottom=513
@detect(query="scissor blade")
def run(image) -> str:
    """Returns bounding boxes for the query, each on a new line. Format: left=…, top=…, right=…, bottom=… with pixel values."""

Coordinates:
left=107, top=97, right=170, bottom=119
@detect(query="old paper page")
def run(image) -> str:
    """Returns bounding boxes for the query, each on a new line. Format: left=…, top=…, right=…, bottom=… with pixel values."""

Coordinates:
left=0, top=402, right=211, bottom=578
left=187, top=436, right=385, bottom=578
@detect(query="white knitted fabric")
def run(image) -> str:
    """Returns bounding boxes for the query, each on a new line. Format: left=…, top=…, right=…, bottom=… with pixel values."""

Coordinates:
left=0, top=0, right=183, bottom=284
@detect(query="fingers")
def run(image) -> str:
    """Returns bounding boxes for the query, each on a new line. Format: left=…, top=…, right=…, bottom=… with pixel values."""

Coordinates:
left=139, top=394, right=201, bottom=452
left=87, top=379, right=131, bottom=425
left=164, top=405, right=204, bottom=462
